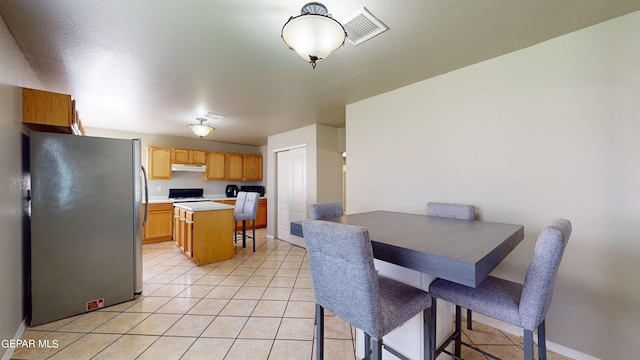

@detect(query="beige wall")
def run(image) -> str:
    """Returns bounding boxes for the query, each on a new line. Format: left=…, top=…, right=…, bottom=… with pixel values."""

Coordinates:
left=0, top=15, right=41, bottom=359
left=346, top=11, right=640, bottom=359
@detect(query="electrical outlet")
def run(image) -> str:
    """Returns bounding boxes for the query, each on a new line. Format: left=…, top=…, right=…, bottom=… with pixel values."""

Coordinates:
left=156, top=186, right=162, bottom=192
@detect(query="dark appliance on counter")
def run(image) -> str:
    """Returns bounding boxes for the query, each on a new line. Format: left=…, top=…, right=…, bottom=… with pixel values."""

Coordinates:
left=168, top=188, right=209, bottom=203
left=241, top=185, right=265, bottom=197
left=29, top=131, right=147, bottom=326
left=226, top=184, right=239, bottom=198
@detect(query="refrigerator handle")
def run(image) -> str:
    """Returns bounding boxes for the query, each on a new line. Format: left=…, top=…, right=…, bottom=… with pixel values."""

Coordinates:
left=141, top=165, right=149, bottom=227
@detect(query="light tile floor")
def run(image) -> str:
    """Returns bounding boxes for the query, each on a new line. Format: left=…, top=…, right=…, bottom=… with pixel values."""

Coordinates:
left=13, top=229, right=572, bottom=360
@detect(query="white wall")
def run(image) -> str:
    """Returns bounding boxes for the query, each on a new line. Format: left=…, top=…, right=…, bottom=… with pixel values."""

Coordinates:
left=316, top=125, right=343, bottom=205
left=266, top=124, right=317, bottom=237
left=87, top=127, right=265, bottom=197
left=0, top=14, right=41, bottom=360
left=346, top=11, right=640, bottom=360
left=266, top=124, right=343, bottom=237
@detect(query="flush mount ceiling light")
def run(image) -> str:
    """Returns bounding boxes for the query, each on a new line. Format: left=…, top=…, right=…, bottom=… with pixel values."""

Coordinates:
left=281, top=2, right=347, bottom=69
left=188, top=117, right=214, bottom=138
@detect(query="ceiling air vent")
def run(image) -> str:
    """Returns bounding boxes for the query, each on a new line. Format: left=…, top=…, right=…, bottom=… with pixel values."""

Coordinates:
left=342, top=7, right=389, bottom=46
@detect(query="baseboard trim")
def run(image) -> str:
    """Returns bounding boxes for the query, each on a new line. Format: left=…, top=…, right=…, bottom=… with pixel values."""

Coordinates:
left=471, top=313, right=600, bottom=360
left=1, top=318, right=27, bottom=360
left=266, top=234, right=274, bottom=240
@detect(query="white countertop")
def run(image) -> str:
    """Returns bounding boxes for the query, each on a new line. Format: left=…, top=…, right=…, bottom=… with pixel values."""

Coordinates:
left=146, top=194, right=266, bottom=204
left=173, top=202, right=235, bottom=212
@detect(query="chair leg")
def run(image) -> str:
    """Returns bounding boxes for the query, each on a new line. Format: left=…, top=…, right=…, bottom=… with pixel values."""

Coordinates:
left=364, top=333, right=371, bottom=360
left=252, top=220, right=256, bottom=252
left=423, top=307, right=433, bottom=360
left=538, top=320, right=547, bottom=360
left=372, top=339, right=382, bottom=360
left=524, top=329, right=534, bottom=360
left=242, top=220, right=247, bottom=248
left=430, top=298, right=437, bottom=360
left=315, top=304, right=324, bottom=360
left=466, top=308, right=473, bottom=330
left=454, top=305, right=462, bottom=357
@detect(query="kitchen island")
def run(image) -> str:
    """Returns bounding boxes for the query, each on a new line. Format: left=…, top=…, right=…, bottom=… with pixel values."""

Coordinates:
left=173, top=202, right=235, bottom=265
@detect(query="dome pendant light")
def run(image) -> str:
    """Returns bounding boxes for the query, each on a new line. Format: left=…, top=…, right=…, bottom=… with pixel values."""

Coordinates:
left=188, top=117, right=214, bottom=138
left=281, top=2, right=347, bottom=69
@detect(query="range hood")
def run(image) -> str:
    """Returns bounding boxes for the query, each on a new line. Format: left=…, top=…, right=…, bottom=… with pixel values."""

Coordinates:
left=171, top=164, right=206, bottom=172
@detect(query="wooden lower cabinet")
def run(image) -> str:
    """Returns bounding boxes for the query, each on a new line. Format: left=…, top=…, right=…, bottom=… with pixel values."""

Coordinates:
left=142, top=203, right=173, bottom=244
left=173, top=206, right=234, bottom=265
left=215, top=198, right=267, bottom=230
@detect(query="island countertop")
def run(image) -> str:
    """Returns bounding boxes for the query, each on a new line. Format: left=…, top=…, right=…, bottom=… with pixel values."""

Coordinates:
left=146, top=195, right=267, bottom=204
left=173, top=202, right=235, bottom=212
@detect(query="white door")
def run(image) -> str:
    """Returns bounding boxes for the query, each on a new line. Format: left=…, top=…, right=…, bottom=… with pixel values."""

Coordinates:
left=276, top=146, right=307, bottom=247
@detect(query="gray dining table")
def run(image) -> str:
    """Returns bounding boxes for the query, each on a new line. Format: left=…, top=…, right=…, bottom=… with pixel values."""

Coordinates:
left=291, top=210, right=524, bottom=287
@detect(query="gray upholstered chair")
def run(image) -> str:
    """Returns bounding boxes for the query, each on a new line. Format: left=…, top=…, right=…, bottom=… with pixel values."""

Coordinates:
left=309, top=202, right=343, bottom=219
left=302, top=219, right=433, bottom=360
left=429, top=219, right=572, bottom=360
left=233, top=191, right=260, bottom=252
left=427, top=202, right=476, bottom=329
left=427, top=202, right=475, bottom=221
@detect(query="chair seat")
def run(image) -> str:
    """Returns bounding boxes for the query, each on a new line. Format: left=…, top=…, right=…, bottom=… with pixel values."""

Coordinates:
left=377, top=276, right=432, bottom=339
left=429, top=276, right=524, bottom=329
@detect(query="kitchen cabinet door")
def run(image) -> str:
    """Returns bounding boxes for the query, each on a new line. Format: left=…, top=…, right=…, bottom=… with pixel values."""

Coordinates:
left=191, top=150, right=206, bottom=165
left=243, top=155, right=263, bottom=181
left=143, top=203, right=173, bottom=243
left=256, top=198, right=267, bottom=228
left=204, top=152, right=226, bottom=180
left=227, top=153, right=244, bottom=181
left=254, top=155, right=263, bottom=181
left=172, top=148, right=190, bottom=164
left=184, top=211, right=194, bottom=258
left=148, top=146, right=172, bottom=180
left=173, top=206, right=180, bottom=247
left=22, top=87, right=85, bottom=135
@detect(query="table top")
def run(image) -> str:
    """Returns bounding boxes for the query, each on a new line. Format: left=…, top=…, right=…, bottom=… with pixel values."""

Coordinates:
left=301, top=211, right=524, bottom=287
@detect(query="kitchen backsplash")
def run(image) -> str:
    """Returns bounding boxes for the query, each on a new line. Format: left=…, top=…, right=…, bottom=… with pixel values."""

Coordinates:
left=147, top=171, right=264, bottom=197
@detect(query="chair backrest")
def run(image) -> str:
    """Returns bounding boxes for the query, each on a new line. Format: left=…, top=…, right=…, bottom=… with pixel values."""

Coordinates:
left=241, top=192, right=260, bottom=217
left=234, top=191, right=248, bottom=213
left=427, top=202, right=475, bottom=220
left=302, top=219, right=383, bottom=337
left=309, top=202, right=344, bottom=220
left=519, top=218, right=572, bottom=330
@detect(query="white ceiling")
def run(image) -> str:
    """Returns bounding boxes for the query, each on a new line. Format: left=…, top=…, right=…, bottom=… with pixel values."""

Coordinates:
left=2, top=1, right=639, bottom=146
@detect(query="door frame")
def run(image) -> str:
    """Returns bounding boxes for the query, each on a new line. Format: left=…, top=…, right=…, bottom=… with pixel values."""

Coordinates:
left=274, top=144, right=307, bottom=247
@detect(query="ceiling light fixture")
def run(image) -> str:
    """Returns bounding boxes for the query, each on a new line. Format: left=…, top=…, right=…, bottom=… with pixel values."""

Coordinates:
left=281, top=2, right=347, bottom=69
left=188, top=117, right=214, bottom=138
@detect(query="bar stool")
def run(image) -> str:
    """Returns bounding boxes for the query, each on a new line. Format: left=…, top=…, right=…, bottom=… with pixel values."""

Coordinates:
left=427, top=202, right=476, bottom=329
left=429, top=219, right=572, bottom=360
left=309, top=202, right=343, bottom=219
left=302, top=219, right=433, bottom=360
left=233, top=191, right=260, bottom=252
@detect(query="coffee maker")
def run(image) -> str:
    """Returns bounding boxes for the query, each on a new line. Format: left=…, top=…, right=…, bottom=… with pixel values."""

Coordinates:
left=225, top=184, right=239, bottom=197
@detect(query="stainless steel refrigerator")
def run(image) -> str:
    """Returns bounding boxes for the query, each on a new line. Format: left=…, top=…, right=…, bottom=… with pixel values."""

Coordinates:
left=29, top=131, right=147, bottom=326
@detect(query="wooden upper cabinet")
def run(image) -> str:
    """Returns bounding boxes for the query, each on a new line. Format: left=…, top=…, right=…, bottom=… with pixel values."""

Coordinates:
left=172, top=148, right=190, bottom=164
left=148, top=146, right=172, bottom=180
left=149, top=144, right=262, bottom=182
left=227, top=153, right=244, bottom=181
left=22, top=88, right=85, bottom=135
left=191, top=150, right=206, bottom=165
left=254, top=155, right=263, bottom=181
left=172, top=148, right=206, bottom=165
left=243, top=154, right=263, bottom=181
left=204, top=152, right=226, bottom=180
